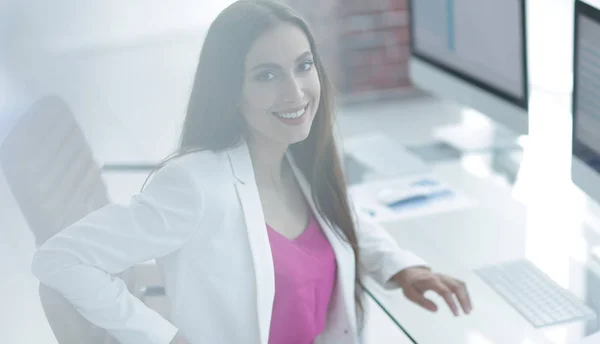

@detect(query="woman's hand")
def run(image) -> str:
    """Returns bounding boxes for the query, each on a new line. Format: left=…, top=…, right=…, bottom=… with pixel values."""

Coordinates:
left=169, top=332, right=192, bottom=344
left=393, top=266, right=472, bottom=316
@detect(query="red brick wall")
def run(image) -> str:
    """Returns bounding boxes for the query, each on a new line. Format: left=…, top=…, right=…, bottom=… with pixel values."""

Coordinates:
left=284, top=0, right=413, bottom=100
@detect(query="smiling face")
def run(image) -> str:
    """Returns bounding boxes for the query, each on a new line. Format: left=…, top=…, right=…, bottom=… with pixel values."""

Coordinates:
left=240, top=23, right=321, bottom=147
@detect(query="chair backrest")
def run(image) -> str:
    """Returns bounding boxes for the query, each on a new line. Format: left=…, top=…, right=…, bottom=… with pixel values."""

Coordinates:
left=0, top=95, right=110, bottom=247
left=0, top=95, right=119, bottom=344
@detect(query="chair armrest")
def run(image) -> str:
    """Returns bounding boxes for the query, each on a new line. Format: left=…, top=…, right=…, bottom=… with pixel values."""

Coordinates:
left=101, top=163, right=160, bottom=173
left=139, top=285, right=166, bottom=297
left=130, top=261, right=167, bottom=300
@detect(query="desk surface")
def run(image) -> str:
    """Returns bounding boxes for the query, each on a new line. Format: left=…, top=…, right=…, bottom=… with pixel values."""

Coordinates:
left=364, top=160, right=600, bottom=344
left=337, top=92, right=600, bottom=344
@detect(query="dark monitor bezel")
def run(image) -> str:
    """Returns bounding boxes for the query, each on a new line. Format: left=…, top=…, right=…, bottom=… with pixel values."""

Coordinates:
left=572, top=0, right=600, bottom=169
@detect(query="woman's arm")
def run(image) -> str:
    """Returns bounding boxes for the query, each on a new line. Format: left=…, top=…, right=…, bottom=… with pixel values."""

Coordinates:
left=354, top=214, right=472, bottom=315
left=354, top=214, right=428, bottom=289
left=31, top=160, right=204, bottom=344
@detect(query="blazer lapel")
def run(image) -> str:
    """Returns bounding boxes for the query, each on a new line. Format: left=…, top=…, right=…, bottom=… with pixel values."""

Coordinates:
left=227, top=143, right=274, bottom=344
left=286, top=153, right=358, bottom=337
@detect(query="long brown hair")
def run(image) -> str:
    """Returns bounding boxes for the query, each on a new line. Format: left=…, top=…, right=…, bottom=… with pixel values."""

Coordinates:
left=160, top=0, right=364, bottom=325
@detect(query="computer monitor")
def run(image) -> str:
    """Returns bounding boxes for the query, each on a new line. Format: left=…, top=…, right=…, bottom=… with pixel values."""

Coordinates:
left=572, top=0, right=600, bottom=209
left=408, top=0, right=529, bottom=135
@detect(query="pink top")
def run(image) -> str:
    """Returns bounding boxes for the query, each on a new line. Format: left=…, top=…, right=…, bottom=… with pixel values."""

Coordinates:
left=266, top=213, right=337, bottom=344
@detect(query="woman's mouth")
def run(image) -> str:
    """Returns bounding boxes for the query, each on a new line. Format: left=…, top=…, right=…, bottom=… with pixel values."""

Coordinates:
left=272, top=104, right=308, bottom=119
left=272, top=104, right=310, bottom=126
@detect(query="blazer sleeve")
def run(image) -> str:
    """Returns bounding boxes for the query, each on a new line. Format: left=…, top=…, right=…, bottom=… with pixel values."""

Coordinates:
left=31, top=159, right=204, bottom=344
left=355, top=214, right=428, bottom=289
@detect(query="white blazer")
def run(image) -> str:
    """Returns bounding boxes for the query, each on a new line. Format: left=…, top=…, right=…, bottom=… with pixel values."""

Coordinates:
left=31, top=142, right=427, bottom=344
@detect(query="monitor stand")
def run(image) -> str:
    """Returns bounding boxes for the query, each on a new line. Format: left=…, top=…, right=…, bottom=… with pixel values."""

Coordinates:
left=563, top=190, right=600, bottom=273
left=582, top=199, right=600, bottom=259
left=432, top=107, right=525, bottom=153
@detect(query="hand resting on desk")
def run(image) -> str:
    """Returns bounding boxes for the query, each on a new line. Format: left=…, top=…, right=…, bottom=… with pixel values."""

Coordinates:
left=393, top=266, right=473, bottom=317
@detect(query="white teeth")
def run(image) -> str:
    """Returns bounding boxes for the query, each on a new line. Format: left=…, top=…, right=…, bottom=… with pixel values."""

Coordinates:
left=275, top=107, right=306, bottom=119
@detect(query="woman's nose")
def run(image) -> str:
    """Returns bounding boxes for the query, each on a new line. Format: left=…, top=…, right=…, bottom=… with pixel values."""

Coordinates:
left=281, top=76, right=305, bottom=103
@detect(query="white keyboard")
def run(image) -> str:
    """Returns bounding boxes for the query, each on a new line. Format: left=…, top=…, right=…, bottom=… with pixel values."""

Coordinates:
left=476, top=259, right=597, bottom=328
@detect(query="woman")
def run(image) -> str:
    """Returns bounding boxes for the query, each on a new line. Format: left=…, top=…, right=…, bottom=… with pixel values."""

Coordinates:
left=32, top=1, right=472, bottom=344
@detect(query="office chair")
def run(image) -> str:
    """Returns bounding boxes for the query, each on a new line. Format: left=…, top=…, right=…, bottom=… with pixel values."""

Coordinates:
left=0, top=95, right=167, bottom=344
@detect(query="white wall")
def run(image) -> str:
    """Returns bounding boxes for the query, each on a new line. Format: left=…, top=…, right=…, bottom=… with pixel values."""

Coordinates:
left=22, top=33, right=205, bottom=163
left=5, top=0, right=235, bottom=161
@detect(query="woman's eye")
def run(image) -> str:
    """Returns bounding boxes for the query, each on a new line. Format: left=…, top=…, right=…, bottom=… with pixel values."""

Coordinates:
left=297, top=60, right=314, bottom=72
left=254, top=71, right=276, bottom=82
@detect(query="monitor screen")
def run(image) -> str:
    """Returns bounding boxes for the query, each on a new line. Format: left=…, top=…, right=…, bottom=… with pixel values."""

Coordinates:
left=573, top=0, right=600, bottom=173
left=573, top=4, right=600, bottom=340
left=410, top=0, right=528, bottom=109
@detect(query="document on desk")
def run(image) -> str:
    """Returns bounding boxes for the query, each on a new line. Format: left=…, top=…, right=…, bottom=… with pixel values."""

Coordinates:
left=349, top=174, right=476, bottom=222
